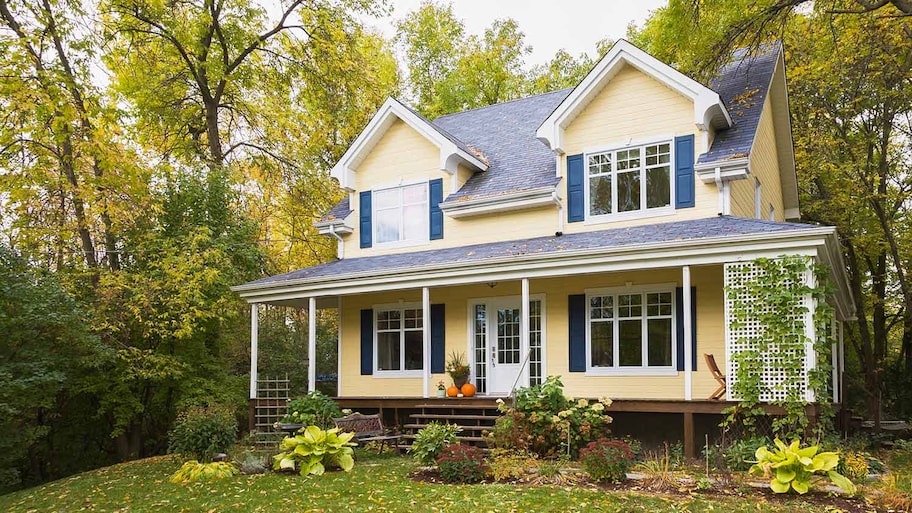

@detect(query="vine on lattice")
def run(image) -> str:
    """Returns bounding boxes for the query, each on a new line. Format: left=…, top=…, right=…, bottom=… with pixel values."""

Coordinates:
left=723, top=255, right=835, bottom=439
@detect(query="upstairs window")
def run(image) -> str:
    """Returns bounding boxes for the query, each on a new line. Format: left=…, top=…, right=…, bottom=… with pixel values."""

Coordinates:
left=374, top=183, right=428, bottom=245
left=587, top=142, right=672, bottom=218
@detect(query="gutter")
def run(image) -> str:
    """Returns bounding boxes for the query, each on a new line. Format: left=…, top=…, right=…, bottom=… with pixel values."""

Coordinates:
left=439, top=186, right=558, bottom=218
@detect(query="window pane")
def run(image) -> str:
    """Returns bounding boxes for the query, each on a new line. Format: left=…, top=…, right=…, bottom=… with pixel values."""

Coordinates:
left=374, top=188, right=399, bottom=209
left=590, top=321, right=613, bottom=367
left=647, top=318, right=672, bottom=367
left=375, top=208, right=399, bottom=243
left=617, top=171, right=640, bottom=212
left=589, top=175, right=612, bottom=216
left=404, top=331, right=423, bottom=370
left=588, top=153, right=611, bottom=175
left=402, top=184, right=427, bottom=204
left=646, top=166, right=670, bottom=208
left=618, top=294, right=641, bottom=317
left=647, top=292, right=673, bottom=316
left=618, top=319, right=643, bottom=366
left=377, top=332, right=400, bottom=371
left=402, top=204, right=427, bottom=240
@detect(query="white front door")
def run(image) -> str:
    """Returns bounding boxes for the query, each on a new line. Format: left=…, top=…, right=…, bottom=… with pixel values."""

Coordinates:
left=489, top=304, right=522, bottom=395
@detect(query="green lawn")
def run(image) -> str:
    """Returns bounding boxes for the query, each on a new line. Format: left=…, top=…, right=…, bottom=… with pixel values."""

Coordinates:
left=0, top=453, right=863, bottom=513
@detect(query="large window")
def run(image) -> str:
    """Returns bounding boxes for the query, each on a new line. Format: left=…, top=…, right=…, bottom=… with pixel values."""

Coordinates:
left=587, top=288, right=674, bottom=372
left=376, top=306, right=423, bottom=373
left=374, top=183, right=428, bottom=244
left=587, top=142, right=672, bottom=218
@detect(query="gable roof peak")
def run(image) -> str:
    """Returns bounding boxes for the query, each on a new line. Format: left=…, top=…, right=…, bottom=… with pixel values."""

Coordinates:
left=329, top=96, right=488, bottom=191
left=536, top=39, right=733, bottom=154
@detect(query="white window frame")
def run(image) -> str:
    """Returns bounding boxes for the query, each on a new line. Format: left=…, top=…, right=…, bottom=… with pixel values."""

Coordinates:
left=373, top=302, right=424, bottom=377
left=583, top=137, right=676, bottom=224
left=372, top=180, right=429, bottom=249
left=584, top=283, right=678, bottom=376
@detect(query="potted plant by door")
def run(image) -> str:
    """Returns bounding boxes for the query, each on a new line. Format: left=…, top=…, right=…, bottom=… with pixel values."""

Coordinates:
left=436, top=381, right=447, bottom=398
left=446, top=351, right=471, bottom=388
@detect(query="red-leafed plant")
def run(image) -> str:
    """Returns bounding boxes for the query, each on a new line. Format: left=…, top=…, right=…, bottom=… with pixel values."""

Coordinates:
left=436, top=444, right=487, bottom=484
left=579, top=438, right=635, bottom=483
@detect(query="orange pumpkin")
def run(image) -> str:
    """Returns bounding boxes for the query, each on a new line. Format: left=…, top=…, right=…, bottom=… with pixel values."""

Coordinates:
left=461, top=383, right=476, bottom=397
left=446, top=385, right=459, bottom=397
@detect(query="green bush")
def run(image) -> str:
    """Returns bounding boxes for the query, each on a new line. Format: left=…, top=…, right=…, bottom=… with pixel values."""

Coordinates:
left=273, top=426, right=356, bottom=476
left=409, top=422, right=461, bottom=465
left=169, top=460, right=238, bottom=483
left=436, top=444, right=487, bottom=484
left=750, top=438, right=855, bottom=494
left=168, top=405, right=237, bottom=462
left=725, top=436, right=770, bottom=471
left=490, top=376, right=612, bottom=458
left=486, top=449, right=538, bottom=482
left=280, top=391, right=342, bottom=429
left=579, top=438, right=635, bottom=483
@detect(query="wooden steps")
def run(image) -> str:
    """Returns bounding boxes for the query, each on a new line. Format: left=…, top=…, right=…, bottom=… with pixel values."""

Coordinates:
left=401, top=402, right=502, bottom=448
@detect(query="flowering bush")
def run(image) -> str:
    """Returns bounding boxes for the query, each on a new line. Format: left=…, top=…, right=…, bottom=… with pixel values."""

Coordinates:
left=278, top=391, right=341, bottom=429
left=489, top=376, right=612, bottom=458
left=579, top=438, right=635, bottom=483
left=436, top=444, right=487, bottom=484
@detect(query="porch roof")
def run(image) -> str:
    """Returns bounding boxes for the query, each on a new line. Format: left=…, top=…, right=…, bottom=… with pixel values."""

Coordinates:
left=233, top=216, right=852, bottom=319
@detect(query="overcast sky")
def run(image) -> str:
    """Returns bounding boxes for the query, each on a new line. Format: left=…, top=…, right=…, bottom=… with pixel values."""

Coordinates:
left=363, top=0, right=668, bottom=65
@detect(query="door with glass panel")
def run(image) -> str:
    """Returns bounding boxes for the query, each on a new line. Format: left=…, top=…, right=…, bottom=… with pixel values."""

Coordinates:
left=471, top=298, right=544, bottom=396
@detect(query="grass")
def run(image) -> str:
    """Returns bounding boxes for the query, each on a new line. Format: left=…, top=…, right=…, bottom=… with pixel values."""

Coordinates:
left=0, top=450, right=860, bottom=513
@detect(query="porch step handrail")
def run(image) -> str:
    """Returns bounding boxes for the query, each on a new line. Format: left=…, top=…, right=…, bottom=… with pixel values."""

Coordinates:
left=508, top=348, right=534, bottom=406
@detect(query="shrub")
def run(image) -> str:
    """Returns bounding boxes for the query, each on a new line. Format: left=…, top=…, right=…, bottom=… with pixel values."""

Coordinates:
left=750, top=438, right=855, bottom=494
left=168, top=405, right=237, bottom=462
left=725, top=436, right=770, bottom=471
left=579, top=438, right=635, bottom=483
left=489, top=376, right=612, bottom=458
left=409, top=422, right=461, bottom=465
left=235, top=450, right=268, bottom=475
left=486, top=449, right=538, bottom=482
left=837, top=450, right=870, bottom=480
left=170, top=461, right=238, bottom=483
left=436, top=444, right=487, bottom=484
left=280, top=391, right=342, bottom=428
left=273, top=426, right=356, bottom=476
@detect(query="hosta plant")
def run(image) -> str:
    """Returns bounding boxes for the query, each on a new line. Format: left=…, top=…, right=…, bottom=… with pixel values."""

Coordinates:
left=749, top=438, right=856, bottom=495
left=273, top=426, right=357, bottom=476
left=170, top=460, right=238, bottom=484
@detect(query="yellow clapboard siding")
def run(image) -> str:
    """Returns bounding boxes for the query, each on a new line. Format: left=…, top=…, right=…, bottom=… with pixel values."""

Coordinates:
left=746, top=99, right=785, bottom=221
left=338, top=267, right=728, bottom=401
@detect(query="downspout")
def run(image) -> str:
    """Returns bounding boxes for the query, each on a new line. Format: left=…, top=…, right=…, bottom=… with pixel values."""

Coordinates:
left=551, top=191, right=564, bottom=235
left=328, top=224, right=344, bottom=259
left=714, top=167, right=724, bottom=216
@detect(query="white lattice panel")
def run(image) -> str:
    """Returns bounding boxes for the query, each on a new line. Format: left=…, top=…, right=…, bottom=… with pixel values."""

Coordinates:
left=724, top=261, right=812, bottom=402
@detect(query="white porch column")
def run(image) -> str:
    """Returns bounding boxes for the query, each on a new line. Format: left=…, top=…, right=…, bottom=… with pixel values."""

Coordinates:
left=249, top=303, right=259, bottom=400
left=308, top=297, right=317, bottom=393
left=521, top=278, right=530, bottom=386
left=423, top=287, right=431, bottom=398
left=683, top=266, right=693, bottom=401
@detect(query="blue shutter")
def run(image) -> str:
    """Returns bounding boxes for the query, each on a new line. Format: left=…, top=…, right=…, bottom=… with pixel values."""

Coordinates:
left=360, top=309, right=373, bottom=375
left=674, top=135, right=695, bottom=209
left=429, top=179, right=444, bottom=240
left=675, top=287, right=697, bottom=371
left=568, top=294, right=586, bottom=372
left=431, top=304, right=445, bottom=373
left=359, top=191, right=372, bottom=248
left=567, top=154, right=585, bottom=223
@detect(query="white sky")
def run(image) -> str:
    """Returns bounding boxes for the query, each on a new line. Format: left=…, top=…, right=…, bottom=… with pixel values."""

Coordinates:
left=366, top=0, right=668, bottom=65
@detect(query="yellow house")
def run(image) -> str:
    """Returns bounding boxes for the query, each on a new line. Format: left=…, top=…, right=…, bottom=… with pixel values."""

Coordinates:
left=233, top=41, right=853, bottom=452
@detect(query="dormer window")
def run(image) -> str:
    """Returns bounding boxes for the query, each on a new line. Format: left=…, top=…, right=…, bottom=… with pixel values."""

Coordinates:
left=587, top=141, right=673, bottom=219
left=374, top=182, right=428, bottom=245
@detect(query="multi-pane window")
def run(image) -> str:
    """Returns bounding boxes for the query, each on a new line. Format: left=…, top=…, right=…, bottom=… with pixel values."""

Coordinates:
left=473, top=304, right=487, bottom=393
left=374, top=183, right=428, bottom=244
left=529, top=300, right=543, bottom=385
left=588, top=290, right=674, bottom=370
left=376, top=307, right=423, bottom=372
left=587, top=142, right=672, bottom=218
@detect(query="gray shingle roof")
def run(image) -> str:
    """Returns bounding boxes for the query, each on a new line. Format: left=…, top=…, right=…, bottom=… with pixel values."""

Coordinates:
left=318, top=196, right=351, bottom=223
left=399, top=101, right=484, bottom=165
left=698, top=44, right=780, bottom=165
left=243, top=216, right=820, bottom=288
left=432, top=89, right=571, bottom=202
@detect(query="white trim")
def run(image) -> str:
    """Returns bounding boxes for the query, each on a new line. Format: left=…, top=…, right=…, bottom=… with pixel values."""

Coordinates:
left=520, top=278, right=530, bottom=390
left=804, top=268, right=817, bottom=402
left=234, top=229, right=838, bottom=303
left=583, top=283, right=677, bottom=375
left=440, top=187, right=558, bottom=218
left=337, top=297, right=343, bottom=395
left=372, top=181, right=430, bottom=248
left=683, top=266, right=693, bottom=401
left=537, top=39, right=731, bottom=154
left=422, top=287, right=430, bottom=398
left=330, top=98, right=487, bottom=190
left=308, top=297, right=317, bottom=392
left=695, top=159, right=750, bottom=183
left=754, top=178, right=762, bottom=220
left=583, top=139, right=676, bottom=224
left=249, top=303, right=259, bottom=400
left=372, top=301, right=426, bottom=377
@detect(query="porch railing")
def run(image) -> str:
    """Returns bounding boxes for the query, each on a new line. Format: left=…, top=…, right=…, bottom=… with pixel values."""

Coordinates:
left=508, top=349, right=534, bottom=406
